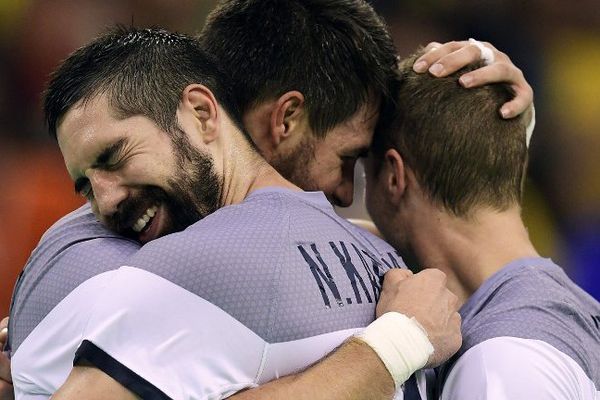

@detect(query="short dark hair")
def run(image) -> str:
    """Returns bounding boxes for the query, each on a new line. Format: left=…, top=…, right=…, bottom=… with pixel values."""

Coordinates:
left=199, top=0, right=398, bottom=137
left=44, top=26, right=243, bottom=139
left=372, top=51, right=530, bottom=216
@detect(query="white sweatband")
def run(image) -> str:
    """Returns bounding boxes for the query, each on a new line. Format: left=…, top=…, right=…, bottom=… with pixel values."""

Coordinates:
left=355, top=312, right=434, bottom=389
left=525, top=104, right=536, bottom=148
left=468, top=38, right=495, bottom=65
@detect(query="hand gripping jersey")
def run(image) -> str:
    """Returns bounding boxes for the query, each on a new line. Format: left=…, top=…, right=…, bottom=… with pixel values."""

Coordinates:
left=436, top=258, right=600, bottom=399
left=9, top=188, right=406, bottom=399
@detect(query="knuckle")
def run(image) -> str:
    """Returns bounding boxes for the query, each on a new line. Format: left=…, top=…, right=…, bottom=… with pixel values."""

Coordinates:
left=425, top=41, right=442, bottom=49
left=513, top=67, right=525, bottom=81
left=449, top=291, right=459, bottom=306
left=496, top=62, right=510, bottom=75
left=455, top=335, right=463, bottom=350
left=384, top=268, right=401, bottom=280
left=497, top=50, right=509, bottom=60
left=430, top=268, right=447, bottom=280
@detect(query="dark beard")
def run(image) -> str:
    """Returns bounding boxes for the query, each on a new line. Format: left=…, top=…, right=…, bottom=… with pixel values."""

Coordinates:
left=106, top=127, right=222, bottom=239
left=271, top=135, right=317, bottom=191
left=166, top=151, right=221, bottom=233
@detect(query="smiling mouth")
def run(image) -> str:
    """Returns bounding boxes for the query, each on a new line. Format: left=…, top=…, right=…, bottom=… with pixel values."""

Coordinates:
left=132, top=205, right=159, bottom=233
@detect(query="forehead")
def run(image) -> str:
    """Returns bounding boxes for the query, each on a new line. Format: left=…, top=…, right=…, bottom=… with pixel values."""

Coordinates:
left=56, top=96, right=117, bottom=171
left=320, top=102, right=380, bottom=147
left=56, top=95, right=169, bottom=180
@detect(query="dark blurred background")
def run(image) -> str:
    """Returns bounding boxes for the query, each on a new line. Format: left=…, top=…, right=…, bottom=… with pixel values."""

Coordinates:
left=0, top=0, right=599, bottom=315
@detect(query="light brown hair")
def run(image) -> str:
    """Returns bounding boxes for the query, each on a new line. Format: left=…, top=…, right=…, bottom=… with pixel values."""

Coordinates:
left=372, top=51, right=531, bottom=216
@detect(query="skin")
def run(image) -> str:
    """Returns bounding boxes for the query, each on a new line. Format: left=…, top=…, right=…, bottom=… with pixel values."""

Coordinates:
left=50, top=83, right=461, bottom=400
left=244, top=41, right=534, bottom=208
left=414, top=40, right=534, bottom=119
left=363, top=148, right=543, bottom=397
left=243, top=93, right=378, bottom=207
left=58, top=86, right=298, bottom=243
left=2, top=40, right=533, bottom=399
left=0, top=318, right=11, bottom=400
left=364, top=148, right=539, bottom=306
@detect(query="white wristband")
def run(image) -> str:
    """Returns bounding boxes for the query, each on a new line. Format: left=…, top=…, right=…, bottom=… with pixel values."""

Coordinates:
left=355, top=312, right=434, bottom=389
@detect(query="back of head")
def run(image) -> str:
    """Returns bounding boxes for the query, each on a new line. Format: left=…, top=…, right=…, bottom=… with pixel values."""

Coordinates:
left=199, top=0, right=398, bottom=137
left=372, top=51, right=530, bottom=216
left=44, top=26, right=243, bottom=139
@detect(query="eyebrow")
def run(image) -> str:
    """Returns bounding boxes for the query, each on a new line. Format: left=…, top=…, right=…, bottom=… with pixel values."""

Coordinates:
left=94, top=138, right=128, bottom=167
left=73, top=138, right=128, bottom=194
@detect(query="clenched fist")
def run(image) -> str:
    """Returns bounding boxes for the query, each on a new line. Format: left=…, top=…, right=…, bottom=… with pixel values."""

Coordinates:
left=377, top=269, right=462, bottom=367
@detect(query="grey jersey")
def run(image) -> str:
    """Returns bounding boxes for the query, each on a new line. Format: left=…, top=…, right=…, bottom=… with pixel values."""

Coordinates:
left=10, top=188, right=405, bottom=399
left=437, top=257, right=600, bottom=398
left=7, top=204, right=140, bottom=354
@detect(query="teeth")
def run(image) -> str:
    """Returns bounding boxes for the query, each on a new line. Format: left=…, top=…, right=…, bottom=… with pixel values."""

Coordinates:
left=132, top=205, right=159, bottom=233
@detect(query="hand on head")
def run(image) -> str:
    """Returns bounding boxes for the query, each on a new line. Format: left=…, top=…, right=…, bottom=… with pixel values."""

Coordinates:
left=412, top=40, right=533, bottom=119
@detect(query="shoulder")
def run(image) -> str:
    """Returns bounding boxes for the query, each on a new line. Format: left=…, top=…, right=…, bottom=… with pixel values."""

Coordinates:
left=123, top=199, right=293, bottom=314
left=458, top=262, right=600, bottom=388
left=129, top=197, right=292, bottom=271
left=441, top=337, right=599, bottom=399
left=463, top=264, right=589, bottom=340
left=10, top=206, right=140, bottom=353
left=27, top=204, right=140, bottom=277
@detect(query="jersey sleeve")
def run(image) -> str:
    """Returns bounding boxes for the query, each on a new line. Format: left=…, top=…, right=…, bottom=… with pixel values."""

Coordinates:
left=441, top=337, right=599, bottom=400
left=74, top=266, right=267, bottom=400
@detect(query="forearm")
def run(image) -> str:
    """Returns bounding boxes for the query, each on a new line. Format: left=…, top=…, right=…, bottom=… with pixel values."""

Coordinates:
left=230, top=338, right=395, bottom=400
left=52, top=364, right=138, bottom=400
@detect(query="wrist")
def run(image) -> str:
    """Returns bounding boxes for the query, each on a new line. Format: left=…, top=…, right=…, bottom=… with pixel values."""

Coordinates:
left=355, top=312, right=434, bottom=389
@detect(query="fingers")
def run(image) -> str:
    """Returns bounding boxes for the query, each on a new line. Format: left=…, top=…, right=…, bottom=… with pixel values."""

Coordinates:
left=413, top=39, right=534, bottom=119
left=0, top=318, right=8, bottom=353
left=500, top=80, right=534, bottom=118
left=418, top=268, right=447, bottom=285
left=383, top=268, right=413, bottom=285
left=413, top=40, right=469, bottom=73
left=0, top=353, right=11, bottom=384
left=459, top=63, right=533, bottom=118
left=447, top=289, right=459, bottom=312
left=0, top=380, right=14, bottom=400
left=422, top=41, right=443, bottom=53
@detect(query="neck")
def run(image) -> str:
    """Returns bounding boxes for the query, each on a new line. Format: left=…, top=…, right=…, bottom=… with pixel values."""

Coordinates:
left=218, top=133, right=300, bottom=207
left=408, top=205, right=539, bottom=306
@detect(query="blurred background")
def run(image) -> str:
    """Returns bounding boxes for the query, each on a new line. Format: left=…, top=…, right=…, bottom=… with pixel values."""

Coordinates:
left=0, top=0, right=598, bottom=316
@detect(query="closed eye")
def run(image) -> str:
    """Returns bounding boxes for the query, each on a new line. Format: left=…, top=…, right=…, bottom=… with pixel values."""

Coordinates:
left=74, top=178, right=93, bottom=200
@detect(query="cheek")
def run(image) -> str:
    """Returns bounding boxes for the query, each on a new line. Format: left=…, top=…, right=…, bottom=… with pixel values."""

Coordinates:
left=364, top=175, right=383, bottom=216
left=123, top=154, right=175, bottom=184
left=305, top=156, right=338, bottom=183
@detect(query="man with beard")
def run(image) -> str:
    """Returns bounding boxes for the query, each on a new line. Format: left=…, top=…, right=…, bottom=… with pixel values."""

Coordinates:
left=3, top=0, right=534, bottom=397
left=10, top=26, right=460, bottom=400
left=364, top=53, right=600, bottom=399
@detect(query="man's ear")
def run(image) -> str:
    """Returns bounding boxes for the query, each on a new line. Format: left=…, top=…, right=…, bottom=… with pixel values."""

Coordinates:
left=180, top=84, right=219, bottom=144
left=270, top=91, right=305, bottom=147
left=383, top=149, right=408, bottom=205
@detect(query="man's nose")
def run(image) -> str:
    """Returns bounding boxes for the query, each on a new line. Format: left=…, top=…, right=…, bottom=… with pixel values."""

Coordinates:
left=333, top=160, right=357, bottom=207
left=334, top=180, right=354, bottom=207
left=88, top=171, right=128, bottom=219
